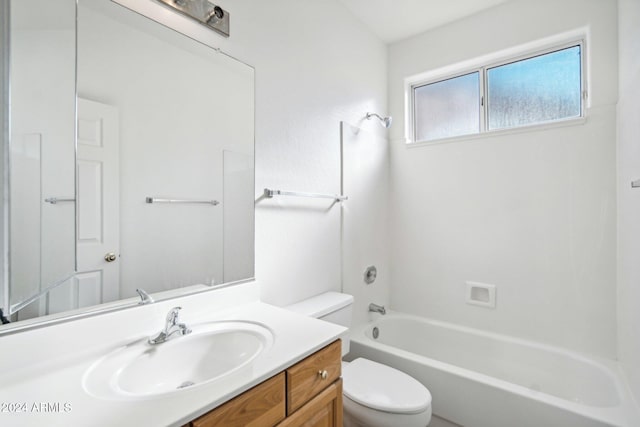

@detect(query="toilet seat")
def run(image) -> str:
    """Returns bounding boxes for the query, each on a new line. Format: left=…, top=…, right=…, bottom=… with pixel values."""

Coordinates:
left=342, top=358, right=432, bottom=414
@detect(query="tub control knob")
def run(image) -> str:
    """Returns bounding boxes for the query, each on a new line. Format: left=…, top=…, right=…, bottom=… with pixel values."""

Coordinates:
left=364, top=265, right=377, bottom=284
left=318, top=370, right=328, bottom=380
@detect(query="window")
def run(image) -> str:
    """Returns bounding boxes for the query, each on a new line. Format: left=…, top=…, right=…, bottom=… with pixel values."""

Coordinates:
left=410, top=43, right=583, bottom=143
left=487, top=46, right=582, bottom=130
left=414, top=72, right=480, bottom=141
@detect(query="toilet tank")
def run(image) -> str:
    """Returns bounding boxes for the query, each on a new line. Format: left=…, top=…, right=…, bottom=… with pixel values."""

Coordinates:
left=285, top=292, right=353, bottom=355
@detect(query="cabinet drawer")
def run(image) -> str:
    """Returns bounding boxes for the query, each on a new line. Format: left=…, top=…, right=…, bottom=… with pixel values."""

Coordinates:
left=286, top=340, right=341, bottom=414
left=191, top=372, right=286, bottom=427
left=278, top=378, right=342, bottom=427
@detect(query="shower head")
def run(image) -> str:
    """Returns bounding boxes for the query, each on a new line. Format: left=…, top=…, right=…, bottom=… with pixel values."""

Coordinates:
left=366, top=112, right=392, bottom=128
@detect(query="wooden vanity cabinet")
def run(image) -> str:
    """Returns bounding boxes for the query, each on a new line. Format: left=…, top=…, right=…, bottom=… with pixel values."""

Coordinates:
left=189, top=373, right=286, bottom=427
left=185, top=340, right=343, bottom=427
left=278, top=378, right=342, bottom=427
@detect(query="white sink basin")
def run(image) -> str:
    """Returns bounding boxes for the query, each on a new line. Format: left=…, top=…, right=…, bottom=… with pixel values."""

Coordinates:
left=83, top=321, right=273, bottom=399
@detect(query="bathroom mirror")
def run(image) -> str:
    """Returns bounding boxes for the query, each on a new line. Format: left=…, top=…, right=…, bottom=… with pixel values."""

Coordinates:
left=1, top=0, right=255, bottom=327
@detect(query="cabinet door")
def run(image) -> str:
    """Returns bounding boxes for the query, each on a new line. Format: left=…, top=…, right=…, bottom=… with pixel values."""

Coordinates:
left=278, top=378, right=343, bottom=427
left=191, top=373, right=286, bottom=427
left=287, top=340, right=341, bottom=414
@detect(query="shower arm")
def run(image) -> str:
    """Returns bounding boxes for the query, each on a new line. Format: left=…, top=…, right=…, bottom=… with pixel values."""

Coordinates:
left=365, top=112, right=392, bottom=128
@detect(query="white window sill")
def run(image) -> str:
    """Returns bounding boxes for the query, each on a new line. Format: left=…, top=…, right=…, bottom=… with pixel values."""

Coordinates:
left=405, top=115, right=587, bottom=148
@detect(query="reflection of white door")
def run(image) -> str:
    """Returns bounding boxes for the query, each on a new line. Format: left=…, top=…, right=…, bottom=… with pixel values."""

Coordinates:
left=75, top=99, right=120, bottom=305
left=47, top=99, right=120, bottom=314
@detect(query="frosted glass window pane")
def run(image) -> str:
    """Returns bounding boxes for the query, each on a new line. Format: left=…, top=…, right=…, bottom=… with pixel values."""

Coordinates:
left=414, top=72, right=480, bottom=141
left=487, top=46, right=581, bottom=130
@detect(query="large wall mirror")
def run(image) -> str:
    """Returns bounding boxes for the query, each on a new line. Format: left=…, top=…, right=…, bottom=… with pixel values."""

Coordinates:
left=1, top=0, right=255, bottom=328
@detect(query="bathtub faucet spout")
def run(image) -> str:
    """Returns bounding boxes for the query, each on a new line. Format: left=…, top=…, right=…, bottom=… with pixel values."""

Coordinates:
left=369, top=303, right=386, bottom=315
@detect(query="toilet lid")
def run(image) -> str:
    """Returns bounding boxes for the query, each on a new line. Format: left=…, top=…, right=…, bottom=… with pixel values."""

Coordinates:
left=342, top=358, right=432, bottom=414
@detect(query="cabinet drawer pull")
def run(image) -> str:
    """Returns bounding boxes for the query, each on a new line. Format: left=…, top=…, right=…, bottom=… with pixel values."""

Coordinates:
left=318, top=370, right=328, bottom=380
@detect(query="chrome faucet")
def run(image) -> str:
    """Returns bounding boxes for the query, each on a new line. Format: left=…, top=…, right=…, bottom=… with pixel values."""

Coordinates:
left=148, top=307, right=192, bottom=345
left=136, top=288, right=154, bottom=305
left=369, top=303, right=386, bottom=315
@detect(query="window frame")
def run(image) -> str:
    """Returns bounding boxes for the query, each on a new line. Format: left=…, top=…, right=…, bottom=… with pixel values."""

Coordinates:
left=406, top=38, right=586, bottom=145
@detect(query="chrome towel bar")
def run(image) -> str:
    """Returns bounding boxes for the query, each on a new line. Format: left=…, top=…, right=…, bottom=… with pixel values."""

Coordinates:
left=263, top=188, right=348, bottom=202
left=145, top=197, right=219, bottom=205
left=44, top=197, right=75, bottom=204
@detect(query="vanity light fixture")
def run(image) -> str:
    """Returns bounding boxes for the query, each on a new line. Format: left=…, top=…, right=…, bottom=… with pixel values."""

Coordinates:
left=156, top=0, right=230, bottom=37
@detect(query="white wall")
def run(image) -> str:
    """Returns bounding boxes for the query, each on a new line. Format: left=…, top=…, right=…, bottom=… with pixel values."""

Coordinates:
left=342, top=122, right=390, bottom=326
left=617, top=0, right=640, bottom=405
left=388, top=0, right=618, bottom=358
left=217, top=0, right=389, bottom=306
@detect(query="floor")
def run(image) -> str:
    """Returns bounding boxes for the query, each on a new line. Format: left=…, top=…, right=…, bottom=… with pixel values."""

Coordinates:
left=430, top=414, right=463, bottom=427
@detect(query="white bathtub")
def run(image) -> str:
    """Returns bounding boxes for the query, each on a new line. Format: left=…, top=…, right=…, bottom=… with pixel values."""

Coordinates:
left=347, top=312, right=639, bottom=427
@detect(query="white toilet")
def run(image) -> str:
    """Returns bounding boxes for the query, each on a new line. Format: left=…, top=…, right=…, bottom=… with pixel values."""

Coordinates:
left=286, top=292, right=432, bottom=427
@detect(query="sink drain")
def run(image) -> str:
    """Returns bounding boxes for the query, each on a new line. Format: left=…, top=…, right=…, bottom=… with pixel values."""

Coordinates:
left=177, top=381, right=195, bottom=389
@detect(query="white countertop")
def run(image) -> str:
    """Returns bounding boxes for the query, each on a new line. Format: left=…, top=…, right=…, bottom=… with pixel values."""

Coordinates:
left=0, top=284, right=345, bottom=426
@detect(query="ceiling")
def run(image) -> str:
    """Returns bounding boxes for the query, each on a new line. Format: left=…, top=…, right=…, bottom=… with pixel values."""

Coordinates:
left=337, top=0, right=511, bottom=44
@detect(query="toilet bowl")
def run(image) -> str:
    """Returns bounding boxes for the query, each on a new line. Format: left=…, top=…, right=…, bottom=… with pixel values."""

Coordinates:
left=285, top=292, right=432, bottom=427
left=342, top=358, right=432, bottom=427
